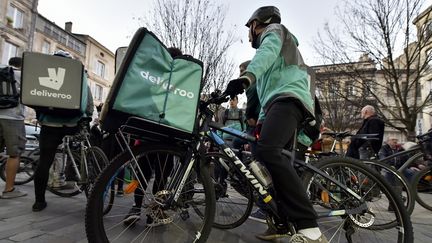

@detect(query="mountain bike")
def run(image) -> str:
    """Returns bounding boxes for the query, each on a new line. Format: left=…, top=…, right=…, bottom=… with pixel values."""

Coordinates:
left=41, top=118, right=110, bottom=198
left=85, top=91, right=413, bottom=243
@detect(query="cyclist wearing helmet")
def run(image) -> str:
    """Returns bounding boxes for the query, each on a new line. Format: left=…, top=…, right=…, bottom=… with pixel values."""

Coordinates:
left=225, top=6, right=327, bottom=242
left=32, top=50, right=94, bottom=212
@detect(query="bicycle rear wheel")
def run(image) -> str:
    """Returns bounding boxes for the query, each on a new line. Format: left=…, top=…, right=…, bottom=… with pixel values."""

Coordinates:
left=0, top=156, right=37, bottom=185
left=302, top=157, right=413, bottom=242
left=362, top=160, right=415, bottom=215
left=202, top=152, right=253, bottom=229
left=413, top=167, right=432, bottom=211
left=85, top=143, right=215, bottom=243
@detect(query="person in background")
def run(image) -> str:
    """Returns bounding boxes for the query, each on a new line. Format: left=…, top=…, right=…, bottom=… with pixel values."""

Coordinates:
left=232, top=60, right=260, bottom=157
left=32, top=50, right=94, bottom=211
left=220, top=95, right=245, bottom=147
left=346, top=105, right=385, bottom=159
left=0, top=57, right=27, bottom=199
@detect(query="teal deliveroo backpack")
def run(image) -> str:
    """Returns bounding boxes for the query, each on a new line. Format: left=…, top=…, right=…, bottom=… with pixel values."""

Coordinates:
left=100, top=28, right=204, bottom=140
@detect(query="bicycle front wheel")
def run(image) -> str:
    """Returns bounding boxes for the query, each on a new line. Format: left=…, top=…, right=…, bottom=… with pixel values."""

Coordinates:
left=413, top=166, right=432, bottom=211
left=85, top=143, right=215, bottom=243
left=202, top=152, right=253, bottom=229
left=85, top=146, right=110, bottom=197
left=302, top=157, right=413, bottom=243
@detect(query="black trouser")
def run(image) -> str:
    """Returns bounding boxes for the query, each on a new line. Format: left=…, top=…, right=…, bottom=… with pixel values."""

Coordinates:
left=256, top=101, right=318, bottom=230
left=34, top=125, right=78, bottom=202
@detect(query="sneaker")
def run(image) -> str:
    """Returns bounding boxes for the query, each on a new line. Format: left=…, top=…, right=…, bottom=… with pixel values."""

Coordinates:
left=249, top=208, right=267, bottom=223
left=256, top=226, right=289, bottom=241
left=0, top=188, right=27, bottom=199
left=123, top=207, right=141, bottom=226
left=116, top=190, right=124, bottom=197
left=52, top=181, right=76, bottom=189
left=289, top=233, right=328, bottom=243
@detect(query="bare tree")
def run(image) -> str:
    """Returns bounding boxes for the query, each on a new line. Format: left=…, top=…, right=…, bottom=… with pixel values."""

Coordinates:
left=137, top=0, right=237, bottom=93
left=314, top=0, right=432, bottom=140
left=315, top=73, right=364, bottom=132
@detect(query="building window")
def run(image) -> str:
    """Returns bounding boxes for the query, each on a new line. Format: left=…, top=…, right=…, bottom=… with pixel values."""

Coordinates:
left=1, top=42, right=18, bottom=65
left=7, top=5, right=24, bottom=29
left=345, top=81, right=356, bottom=96
left=94, top=61, right=105, bottom=78
left=94, top=84, right=103, bottom=101
left=41, top=41, right=51, bottom=54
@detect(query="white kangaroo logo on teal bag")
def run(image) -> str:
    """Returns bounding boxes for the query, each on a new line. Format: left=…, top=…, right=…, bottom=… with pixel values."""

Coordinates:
left=39, top=68, right=65, bottom=90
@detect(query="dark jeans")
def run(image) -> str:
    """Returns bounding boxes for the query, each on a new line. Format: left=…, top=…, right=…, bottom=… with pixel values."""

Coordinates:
left=34, top=125, right=78, bottom=202
left=256, top=101, right=318, bottom=230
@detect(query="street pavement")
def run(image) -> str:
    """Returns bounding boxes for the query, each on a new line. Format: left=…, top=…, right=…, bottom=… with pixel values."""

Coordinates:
left=0, top=180, right=431, bottom=243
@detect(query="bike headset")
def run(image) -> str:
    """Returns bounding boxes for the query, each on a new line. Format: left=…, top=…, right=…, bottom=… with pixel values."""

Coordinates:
left=245, top=6, right=281, bottom=49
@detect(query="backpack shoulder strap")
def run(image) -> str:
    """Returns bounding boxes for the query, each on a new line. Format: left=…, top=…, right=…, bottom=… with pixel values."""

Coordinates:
left=222, top=109, right=229, bottom=125
left=238, top=109, right=244, bottom=130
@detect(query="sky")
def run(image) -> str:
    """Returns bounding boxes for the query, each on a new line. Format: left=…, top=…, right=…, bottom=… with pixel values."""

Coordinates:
left=37, top=0, right=345, bottom=66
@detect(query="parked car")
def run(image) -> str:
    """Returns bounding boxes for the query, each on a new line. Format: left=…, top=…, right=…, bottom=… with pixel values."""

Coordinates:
left=25, top=123, right=40, bottom=151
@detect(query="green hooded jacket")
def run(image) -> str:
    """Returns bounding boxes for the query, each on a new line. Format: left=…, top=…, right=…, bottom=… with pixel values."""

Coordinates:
left=245, top=23, right=314, bottom=122
left=245, top=23, right=315, bottom=146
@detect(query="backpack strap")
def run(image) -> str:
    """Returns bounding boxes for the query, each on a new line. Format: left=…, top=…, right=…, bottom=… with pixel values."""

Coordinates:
left=223, top=108, right=244, bottom=130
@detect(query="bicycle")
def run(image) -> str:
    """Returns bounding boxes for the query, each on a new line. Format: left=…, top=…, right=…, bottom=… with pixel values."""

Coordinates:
left=0, top=135, right=40, bottom=185
left=312, top=130, right=432, bottom=214
left=85, top=90, right=413, bottom=243
left=39, top=117, right=110, bottom=198
left=411, top=131, right=432, bottom=211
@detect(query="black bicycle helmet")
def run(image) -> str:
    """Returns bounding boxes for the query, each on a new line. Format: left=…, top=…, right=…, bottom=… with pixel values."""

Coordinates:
left=246, top=6, right=281, bottom=27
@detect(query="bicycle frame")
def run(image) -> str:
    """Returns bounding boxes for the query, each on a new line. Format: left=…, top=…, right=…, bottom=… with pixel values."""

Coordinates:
left=207, top=121, right=368, bottom=219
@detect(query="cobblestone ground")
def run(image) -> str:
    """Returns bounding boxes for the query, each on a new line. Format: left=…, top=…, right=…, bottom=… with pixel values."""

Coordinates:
left=0, top=180, right=431, bottom=242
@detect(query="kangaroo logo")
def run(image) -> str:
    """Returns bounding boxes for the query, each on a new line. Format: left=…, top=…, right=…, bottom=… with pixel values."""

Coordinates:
left=38, top=68, right=66, bottom=90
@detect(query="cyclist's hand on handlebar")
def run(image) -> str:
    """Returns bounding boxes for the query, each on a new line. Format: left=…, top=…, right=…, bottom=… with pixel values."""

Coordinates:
left=224, top=75, right=252, bottom=97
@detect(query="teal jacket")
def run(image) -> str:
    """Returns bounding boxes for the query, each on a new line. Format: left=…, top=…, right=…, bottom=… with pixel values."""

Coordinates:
left=245, top=24, right=314, bottom=122
left=245, top=24, right=315, bottom=146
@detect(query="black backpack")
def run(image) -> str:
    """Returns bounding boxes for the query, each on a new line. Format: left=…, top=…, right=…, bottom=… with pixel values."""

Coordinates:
left=0, top=66, right=19, bottom=109
left=222, top=109, right=244, bottom=130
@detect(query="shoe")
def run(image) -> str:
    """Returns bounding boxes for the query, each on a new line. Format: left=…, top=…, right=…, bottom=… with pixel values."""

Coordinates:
left=289, top=233, right=328, bottom=243
left=123, top=207, right=141, bottom=226
left=249, top=208, right=267, bottom=223
left=51, top=181, right=76, bottom=190
left=256, top=226, right=289, bottom=241
left=0, top=188, right=27, bottom=199
left=32, top=201, right=47, bottom=212
left=116, top=190, right=124, bottom=197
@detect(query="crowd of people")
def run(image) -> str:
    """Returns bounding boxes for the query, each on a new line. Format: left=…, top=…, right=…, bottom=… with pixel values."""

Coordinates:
left=1, top=5, right=430, bottom=243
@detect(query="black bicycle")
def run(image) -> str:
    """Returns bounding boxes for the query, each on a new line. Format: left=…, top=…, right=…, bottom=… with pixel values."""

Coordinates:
left=85, top=91, right=413, bottom=243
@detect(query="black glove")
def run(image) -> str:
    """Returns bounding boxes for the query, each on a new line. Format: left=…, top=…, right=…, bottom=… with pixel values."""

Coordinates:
left=224, top=76, right=251, bottom=97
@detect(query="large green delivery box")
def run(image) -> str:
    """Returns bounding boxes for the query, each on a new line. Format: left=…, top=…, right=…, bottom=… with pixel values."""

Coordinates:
left=100, top=28, right=204, bottom=140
